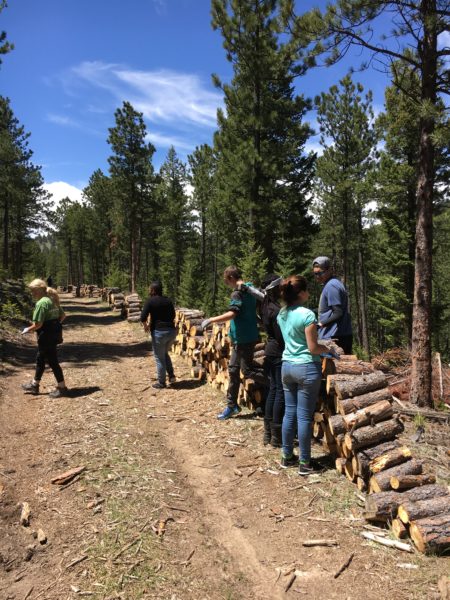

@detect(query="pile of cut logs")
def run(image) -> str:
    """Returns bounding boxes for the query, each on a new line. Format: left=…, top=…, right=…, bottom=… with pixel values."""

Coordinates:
left=108, top=289, right=125, bottom=312
left=172, top=308, right=267, bottom=407
left=319, top=355, right=450, bottom=554
left=123, top=293, right=142, bottom=323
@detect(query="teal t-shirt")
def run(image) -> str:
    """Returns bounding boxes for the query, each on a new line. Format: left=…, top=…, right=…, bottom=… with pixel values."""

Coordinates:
left=277, top=305, right=320, bottom=364
left=228, top=282, right=259, bottom=345
left=32, top=296, right=63, bottom=323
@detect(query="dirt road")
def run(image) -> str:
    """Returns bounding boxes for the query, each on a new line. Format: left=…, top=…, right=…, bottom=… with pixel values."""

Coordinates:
left=0, top=297, right=448, bottom=599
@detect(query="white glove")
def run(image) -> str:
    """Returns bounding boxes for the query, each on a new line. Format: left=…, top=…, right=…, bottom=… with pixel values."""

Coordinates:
left=21, top=326, right=31, bottom=335
left=201, top=319, right=212, bottom=331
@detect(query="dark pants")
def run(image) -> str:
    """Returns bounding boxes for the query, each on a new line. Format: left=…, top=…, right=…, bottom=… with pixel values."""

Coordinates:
left=35, top=345, right=64, bottom=383
left=226, top=342, right=256, bottom=408
left=264, top=355, right=284, bottom=426
left=336, top=335, right=353, bottom=355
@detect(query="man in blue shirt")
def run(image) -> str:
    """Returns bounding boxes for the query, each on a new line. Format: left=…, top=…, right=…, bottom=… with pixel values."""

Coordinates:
left=202, top=266, right=260, bottom=420
left=313, top=256, right=353, bottom=354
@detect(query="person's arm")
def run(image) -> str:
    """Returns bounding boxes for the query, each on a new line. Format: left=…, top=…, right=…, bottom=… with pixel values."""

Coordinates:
left=318, top=283, right=344, bottom=327
left=59, top=306, right=66, bottom=323
left=209, top=310, right=235, bottom=324
left=238, top=283, right=265, bottom=302
left=140, top=299, right=152, bottom=332
left=305, top=323, right=330, bottom=355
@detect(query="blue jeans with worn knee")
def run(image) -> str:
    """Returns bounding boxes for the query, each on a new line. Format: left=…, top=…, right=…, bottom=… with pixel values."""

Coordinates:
left=281, top=361, right=322, bottom=462
left=152, top=328, right=177, bottom=384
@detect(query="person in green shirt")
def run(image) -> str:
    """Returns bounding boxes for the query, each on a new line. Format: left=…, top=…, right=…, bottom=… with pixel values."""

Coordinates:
left=21, top=279, right=68, bottom=398
left=277, top=275, right=331, bottom=475
left=202, top=266, right=260, bottom=420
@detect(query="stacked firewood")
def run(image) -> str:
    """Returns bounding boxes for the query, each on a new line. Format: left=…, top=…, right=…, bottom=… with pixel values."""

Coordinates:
left=320, top=355, right=450, bottom=554
left=79, top=284, right=101, bottom=298
left=172, top=308, right=267, bottom=407
left=108, top=290, right=124, bottom=312
left=123, top=293, right=142, bottom=323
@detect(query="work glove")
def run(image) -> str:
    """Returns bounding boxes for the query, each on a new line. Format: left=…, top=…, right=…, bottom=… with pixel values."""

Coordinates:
left=21, top=326, right=31, bottom=335
left=201, top=319, right=212, bottom=331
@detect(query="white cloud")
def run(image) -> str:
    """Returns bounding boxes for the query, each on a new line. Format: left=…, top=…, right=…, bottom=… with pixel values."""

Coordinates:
left=46, top=113, right=80, bottom=127
left=43, top=181, right=83, bottom=207
left=71, top=61, right=222, bottom=128
left=146, top=131, right=193, bottom=151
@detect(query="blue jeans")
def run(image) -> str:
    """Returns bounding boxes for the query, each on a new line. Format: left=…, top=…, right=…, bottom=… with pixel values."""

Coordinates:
left=152, top=328, right=177, bottom=384
left=281, top=361, right=322, bottom=463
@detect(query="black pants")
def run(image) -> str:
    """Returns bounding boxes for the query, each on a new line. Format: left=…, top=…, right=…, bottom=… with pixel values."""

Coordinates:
left=264, top=355, right=285, bottom=426
left=226, top=342, right=257, bottom=408
left=35, top=344, right=64, bottom=383
left=336, top=335, right=353, bottom=355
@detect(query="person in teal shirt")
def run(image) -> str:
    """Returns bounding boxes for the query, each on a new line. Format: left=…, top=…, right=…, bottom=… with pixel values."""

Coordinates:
left=277, top=275, right=330, bottom=475
left=21, top=279, right=68, bottom=398
left=202, top=266, right=260, bottom=420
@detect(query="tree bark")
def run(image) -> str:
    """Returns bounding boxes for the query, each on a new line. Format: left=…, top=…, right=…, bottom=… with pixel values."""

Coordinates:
left=369, top=458, right=423, bottom=493
left=337, top=388, right=392, bottom=415
left=410, top=513, right=450, bottom=554
left=335, top=371, right=388, bottom=400
left=368, top=446, right=412, bottom=475
left=364, top=484, right=449, bottom=522
left=391, top=473, right=436, bottom=491
left=344, top=417, right=404, bottom=452
left=342, top=400, right=393, bottom=431
left=353, top=440, right=401, bottom=479
left=398, top=496, right=450, bottom=524
left=409, top=0, right=437, bottom=408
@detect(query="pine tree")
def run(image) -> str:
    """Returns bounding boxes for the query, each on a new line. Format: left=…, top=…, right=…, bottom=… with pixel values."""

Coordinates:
left=284, top=0, right=450, bottom=405
left=314, top=76, right=377, bottom=355
left=156, top=147, right=193, bottom=300
left=107, top=101, right=156, bottom=292
left=212, top=0, right=315, bottom=271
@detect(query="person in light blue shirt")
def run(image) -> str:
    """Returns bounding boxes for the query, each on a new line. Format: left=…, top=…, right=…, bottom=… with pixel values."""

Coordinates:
left=277, top=275, right=330, bottom=476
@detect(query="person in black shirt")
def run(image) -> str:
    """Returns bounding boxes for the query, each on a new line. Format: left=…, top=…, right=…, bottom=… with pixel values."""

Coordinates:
left=140, top=281, right=176, bottom=389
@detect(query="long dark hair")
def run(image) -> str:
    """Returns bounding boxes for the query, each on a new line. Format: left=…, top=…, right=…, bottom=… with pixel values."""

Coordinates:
left=279, top=275, right=308, bottom=306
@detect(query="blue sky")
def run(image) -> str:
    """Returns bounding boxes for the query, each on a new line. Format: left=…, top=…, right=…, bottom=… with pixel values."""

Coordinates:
left=0, top=0, right=422, bottom=204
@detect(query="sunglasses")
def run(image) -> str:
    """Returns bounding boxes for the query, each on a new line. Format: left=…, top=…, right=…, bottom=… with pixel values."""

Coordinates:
left=313, top=270, right=326, bottom=277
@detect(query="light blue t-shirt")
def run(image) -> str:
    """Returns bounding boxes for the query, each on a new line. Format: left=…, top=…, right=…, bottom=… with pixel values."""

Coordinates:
left=277, top=305, right=320, bottom=364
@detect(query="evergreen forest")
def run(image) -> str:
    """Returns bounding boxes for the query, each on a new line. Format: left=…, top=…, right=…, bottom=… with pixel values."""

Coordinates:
left=1, top=0, right=449, bottom=406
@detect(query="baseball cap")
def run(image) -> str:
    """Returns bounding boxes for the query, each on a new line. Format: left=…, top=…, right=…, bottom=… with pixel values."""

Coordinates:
left=312, top=256, right=331, bottom=269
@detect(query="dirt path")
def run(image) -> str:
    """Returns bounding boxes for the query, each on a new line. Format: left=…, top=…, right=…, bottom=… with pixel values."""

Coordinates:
left=0, top=297, right=449, bottom=600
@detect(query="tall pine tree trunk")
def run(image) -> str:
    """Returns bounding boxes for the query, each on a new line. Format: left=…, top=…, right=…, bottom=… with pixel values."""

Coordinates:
left=2, top=196, right=9, bottom=272
left=410, top=0, right=436, bottom=407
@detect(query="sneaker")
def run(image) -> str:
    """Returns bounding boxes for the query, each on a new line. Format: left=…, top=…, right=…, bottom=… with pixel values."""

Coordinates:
left=217, top=405, right=241, bottom=420
left=49, top=387, right=68, bottom=398
left=152, top=382, right=166, bottom=389
left=279, top=454, right=298, bottom=469
left=22, top=381, right=39, bottom=395
left=298, top=461, right=318, bottom=476
left=168, top=376, right=176, bottom=384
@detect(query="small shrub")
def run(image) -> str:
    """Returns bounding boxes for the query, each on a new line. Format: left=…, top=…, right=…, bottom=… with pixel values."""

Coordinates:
left=0, top=300, right=23, bottom=321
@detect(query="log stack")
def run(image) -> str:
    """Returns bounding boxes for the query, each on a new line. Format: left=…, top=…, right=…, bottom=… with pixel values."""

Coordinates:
left=319, top=355, right=450, bottom=554
left=171, top=308, right=267, bottom=408
left=123, top=293, right=142, bottom=323
left=109, top=290, right=124, bottom=312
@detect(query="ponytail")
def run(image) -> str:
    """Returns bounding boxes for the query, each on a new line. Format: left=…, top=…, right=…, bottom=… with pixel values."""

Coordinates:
left=279, top=275, right=308, bottom=306
left=46, top=287, right=60, bottom=307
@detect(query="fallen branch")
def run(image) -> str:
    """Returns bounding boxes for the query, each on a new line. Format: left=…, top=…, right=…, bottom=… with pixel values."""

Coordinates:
left=51, top=466, right=86, bottom=485
left=302, top=539, right=338, bottom=547
left=334, top=552, right=355, bottom=579
left=361, top=531, right=413, bottom=553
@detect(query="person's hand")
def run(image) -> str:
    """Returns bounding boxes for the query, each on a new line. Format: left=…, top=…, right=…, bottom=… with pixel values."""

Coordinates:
left=21, top=326, right=31, bottom=335
left=237, top=282, right=248, bottom=292
left=201, top=318, right=212, bottom=331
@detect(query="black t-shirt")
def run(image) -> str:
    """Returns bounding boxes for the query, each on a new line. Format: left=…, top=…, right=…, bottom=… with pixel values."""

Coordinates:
left=140, top=295, right=175, bottom=332
left=260, top=296, right=284, bottom=358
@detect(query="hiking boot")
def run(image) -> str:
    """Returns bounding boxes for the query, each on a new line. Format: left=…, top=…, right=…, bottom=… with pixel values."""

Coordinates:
left=168, top=375, right=176, bottom=384
left=22, top=381, right=39, bottom=395
left=270, top=424, right=282, bottom=448
left=217, top=405, right=241, bottom=420
left=48, top=387, right=68, bottom=398
left=298, top=461, right=319, bottom=476
left=152, top=382, right=166, bottom=389
left=279, top=454, right=298, bottom=469
left=263, top=419, right=272, bottom=445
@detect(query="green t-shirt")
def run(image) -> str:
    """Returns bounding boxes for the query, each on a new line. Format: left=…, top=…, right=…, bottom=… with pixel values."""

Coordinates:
left=277, top=305, right=320, bottom=364
left=32, top=296, right=63, bottom=324
left=228, top=282, right=259, bottom=345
